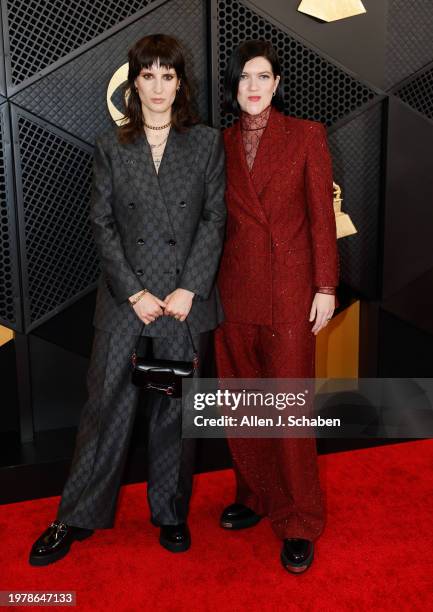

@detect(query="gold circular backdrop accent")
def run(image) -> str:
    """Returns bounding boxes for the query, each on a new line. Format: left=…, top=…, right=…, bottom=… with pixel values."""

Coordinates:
left=107, top=63, right=130, bottom=125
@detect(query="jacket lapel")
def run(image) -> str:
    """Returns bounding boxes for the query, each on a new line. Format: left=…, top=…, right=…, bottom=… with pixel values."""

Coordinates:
left=157, top=126, right=197, bottom=207
left=117, top=132, right=172, bottom=229
left=250, top=107, right=288, bottom=198
left=225, top=108, right=289, bottom=225
left=225, top=120, right=269, bottom=226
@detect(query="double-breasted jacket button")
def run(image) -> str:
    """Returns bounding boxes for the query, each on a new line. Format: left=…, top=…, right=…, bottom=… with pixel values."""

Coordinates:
left=137, top=238, right=145, bottom=245
left=179, top=201, right=186, bottom=208
left=128, top=202, right=135, bottom=209
left=136, top=269, right=144, bottom=276
left=168, top=239, right=176, bottom=246
left=176, top=268, right=180, bottom=274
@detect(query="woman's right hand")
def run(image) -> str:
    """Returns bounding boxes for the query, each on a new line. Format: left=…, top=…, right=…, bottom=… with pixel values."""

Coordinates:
left=129, top=291, right=167, bottom=325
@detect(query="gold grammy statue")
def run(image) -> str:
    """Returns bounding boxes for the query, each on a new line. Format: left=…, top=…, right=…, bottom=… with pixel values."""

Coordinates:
left=333, top=182, right=357, bottom=239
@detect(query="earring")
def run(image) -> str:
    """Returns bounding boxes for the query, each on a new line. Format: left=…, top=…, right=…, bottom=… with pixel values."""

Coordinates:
left=272, top=90, right=276, bottom=97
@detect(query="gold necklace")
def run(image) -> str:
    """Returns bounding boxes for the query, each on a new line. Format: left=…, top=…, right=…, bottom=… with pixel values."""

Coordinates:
left=148, top=136, right=169, bottom=149
left=144, top=120, right=171, bottom=130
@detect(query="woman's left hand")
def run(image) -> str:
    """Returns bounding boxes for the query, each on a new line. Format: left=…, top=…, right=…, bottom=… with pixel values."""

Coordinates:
left=163, top=288, right=195, bottom=322
left=309, top=293, right=335, bottom=335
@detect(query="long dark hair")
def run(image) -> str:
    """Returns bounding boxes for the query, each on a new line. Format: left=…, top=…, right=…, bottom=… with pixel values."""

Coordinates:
left=118, top=34, right=199, bottom=144
left=223, top=39, right=284, bottom=115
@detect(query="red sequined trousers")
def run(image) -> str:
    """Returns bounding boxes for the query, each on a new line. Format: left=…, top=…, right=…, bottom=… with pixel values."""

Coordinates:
left=214, top=321, right=325, bottom=541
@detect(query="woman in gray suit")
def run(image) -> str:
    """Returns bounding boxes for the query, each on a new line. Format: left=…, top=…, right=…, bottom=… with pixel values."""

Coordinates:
left=29, top=34, right=226, bottom=565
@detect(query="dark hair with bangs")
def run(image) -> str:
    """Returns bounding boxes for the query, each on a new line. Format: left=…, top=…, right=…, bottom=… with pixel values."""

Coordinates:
left=223, top=40, right=284, bottom=115
left=118, top=34, right=199, bottom=144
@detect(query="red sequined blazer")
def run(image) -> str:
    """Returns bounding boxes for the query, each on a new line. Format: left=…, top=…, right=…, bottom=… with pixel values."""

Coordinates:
left=217, top=106, right=339, bottom=326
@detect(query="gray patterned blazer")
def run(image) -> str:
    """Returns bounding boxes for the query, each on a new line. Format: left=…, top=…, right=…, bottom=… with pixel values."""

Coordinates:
left=90, top=124, right=226, bottom=338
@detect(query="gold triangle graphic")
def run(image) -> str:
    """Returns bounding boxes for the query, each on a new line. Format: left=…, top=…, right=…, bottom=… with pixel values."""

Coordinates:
left=298, top=0, right=366, bottom=22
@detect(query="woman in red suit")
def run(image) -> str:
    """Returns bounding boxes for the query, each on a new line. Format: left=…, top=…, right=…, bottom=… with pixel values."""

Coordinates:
left=215, top=40, right=339, bottom=573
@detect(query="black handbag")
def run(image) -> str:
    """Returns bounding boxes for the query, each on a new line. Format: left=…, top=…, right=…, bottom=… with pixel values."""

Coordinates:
left=130, top=320, right=198, bottom=398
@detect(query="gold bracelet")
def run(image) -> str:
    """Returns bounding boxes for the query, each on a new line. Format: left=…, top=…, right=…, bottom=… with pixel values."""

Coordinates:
left=129, top=289, right=148, bottom=306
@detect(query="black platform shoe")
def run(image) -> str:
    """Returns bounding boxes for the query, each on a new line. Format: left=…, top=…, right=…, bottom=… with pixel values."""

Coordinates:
left=29, top=520, right=94, bottom=566
left=220, top=503, right=262, bottom=530
left=159, top=523, right=191, bottom=553
left=281, top=539, right=314, bottom=574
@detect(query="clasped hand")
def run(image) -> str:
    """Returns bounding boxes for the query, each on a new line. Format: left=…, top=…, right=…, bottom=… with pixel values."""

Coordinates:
left=130, top=288, right=194, bottom=325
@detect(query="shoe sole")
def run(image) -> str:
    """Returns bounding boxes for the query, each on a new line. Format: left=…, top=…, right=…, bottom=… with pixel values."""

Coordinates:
left=280, top=546, right=314, bottom=574
left=159, top=535, right=191, bottom=553
left=220, top=515, right=262, bottom=530
left=29, top=530, right=93, bottom=567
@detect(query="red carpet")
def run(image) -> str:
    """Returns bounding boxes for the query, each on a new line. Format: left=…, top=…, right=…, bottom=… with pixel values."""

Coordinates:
left=1, top=440, right=433, bottom=611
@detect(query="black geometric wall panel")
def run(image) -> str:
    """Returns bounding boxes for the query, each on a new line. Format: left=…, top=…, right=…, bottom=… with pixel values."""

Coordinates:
left=383, top=97, right=433, bottom=300
left=381, top=268, right=433, bottom=340
left=329, top=103, right=383, bottom=299
left=0, top=103, right=21, bottom=330
left=0, top=9, right=5, bottom=96
left=378, top=307, right=433, bottom=377
left=385, top=0, right=433, bottom=90
left=10, top=0, right=208, bottom=144
left=216, top=0, right=377, bottom=129
left=242, top=0, right=387, bottom=92
left=3, top=0, right=162, bottom=88
left=11, top=107, right=98, bottom=331
left=393, top=63, right=433, bottom=123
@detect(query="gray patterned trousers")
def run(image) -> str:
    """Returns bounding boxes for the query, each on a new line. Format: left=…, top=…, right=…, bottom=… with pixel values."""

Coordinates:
left=56, top=325, right=209, bottom=529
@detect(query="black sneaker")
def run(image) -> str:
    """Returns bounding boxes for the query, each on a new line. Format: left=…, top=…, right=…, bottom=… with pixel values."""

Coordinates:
left=29, top=520, right=94, bottom=566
